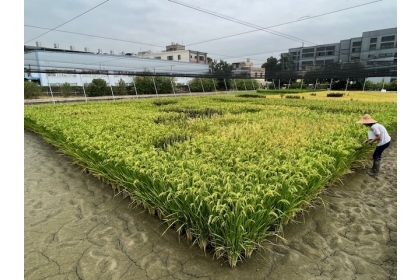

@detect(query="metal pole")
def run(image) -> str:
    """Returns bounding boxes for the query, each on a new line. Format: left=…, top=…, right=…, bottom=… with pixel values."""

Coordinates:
left=278, top=79, right=280, bottom=89
left=300, top=78, right=303, bottom=89
left=363, top=77, right=366, bottom=92
left=79, top=74, right=87, bottom=102
left=212, top=79, right=217, bottom=92
left=233, top=79, right=238, bottom=91
left=288, top=79, right=291, bottom=89
left=329, top=78, right=333, bottom=90
left=243, top=80, right=247, bottom=91
left=200, top=78, right=205, bottom=93
left=152, top=77, right=158, bottom=97
left=45, top=74, right=55, bottom=104
left=132, top=76, right=139, bottom=98
left=272, top=79, right=276, bottom=90
left=252, top=80, right=255, bottom=91
left=345, top=78, right=349, bottom=91
left=382, top=78, right=385, bottom=90
left=107, top=75, right=115, bottom=100
left=224, top=79, right=228, bottom=93
left=314, top=79, right=318, bottom=90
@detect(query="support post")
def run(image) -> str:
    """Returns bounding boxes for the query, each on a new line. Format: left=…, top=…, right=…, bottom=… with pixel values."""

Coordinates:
left=152, top=77, right=158, bottom=97
left=345, top=78, right=349, bottom=91
left=171, top=79, right=176, bottom=95
left=224, top=79, right=228, bottom=93
left=330, top=78, right=333, bottom=90
left=363, top=77, right=366, bottom=92
left=233, top=79, right=238, bottom=91
left=132, top=76, right=139, bottom=98
left=107, top=75, right=115, bottom=100
left=213, top=79, right=217, bottom=92
left=45, top=74, right=55, bottom=104
left=79, top=74, right=87, bottom=102
left=200, top=78, right=205, bottom=93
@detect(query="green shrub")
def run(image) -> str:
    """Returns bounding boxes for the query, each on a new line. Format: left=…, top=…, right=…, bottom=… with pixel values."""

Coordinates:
left=60, top=82, right=72, bottom=97
left=24, top=81, right=41, bottom=99
left=236, top=94, right=266, bottom=98
left=327, top=93, right=344, bottom=97
left=285, top=95, right=301, bottom=99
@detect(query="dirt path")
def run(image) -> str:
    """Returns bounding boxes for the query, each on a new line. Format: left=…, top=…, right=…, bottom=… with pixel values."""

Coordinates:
left=24, top=129, right=397, bottom=279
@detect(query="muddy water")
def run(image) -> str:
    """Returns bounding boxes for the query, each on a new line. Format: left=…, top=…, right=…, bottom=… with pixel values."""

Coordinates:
left=24, top=129, right=397, bottom=279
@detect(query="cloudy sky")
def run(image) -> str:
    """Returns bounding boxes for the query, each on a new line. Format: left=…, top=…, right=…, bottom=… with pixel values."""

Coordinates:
left=24, top=0, right=397, bottom=67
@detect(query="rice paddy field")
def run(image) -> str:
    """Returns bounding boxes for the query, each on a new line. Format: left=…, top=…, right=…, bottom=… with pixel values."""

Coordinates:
left=24, top=90, right=397, bottom=268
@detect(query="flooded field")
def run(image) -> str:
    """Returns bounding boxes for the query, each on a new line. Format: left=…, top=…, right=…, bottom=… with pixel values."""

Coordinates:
left=24, top=129, right=397, bottom=279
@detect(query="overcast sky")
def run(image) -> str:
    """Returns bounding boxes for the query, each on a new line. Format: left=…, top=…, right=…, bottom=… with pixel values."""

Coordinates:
left=24, top=0, right=397, bottom=67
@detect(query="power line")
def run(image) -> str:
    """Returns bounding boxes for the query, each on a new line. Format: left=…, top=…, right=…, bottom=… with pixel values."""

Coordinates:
left=168, top=0, right=316, bottom=45
left=25, top=25, right=166, bottom=49
left=25, top=0, right=110, bottom=44
left=182, top=0, right=383, bottom=47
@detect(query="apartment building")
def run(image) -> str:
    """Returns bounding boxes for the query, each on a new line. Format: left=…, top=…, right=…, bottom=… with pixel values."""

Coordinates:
left=231, top=58, right=265, bottom=80
left=141, top=42, right=208, bottom=65
left=285, top=27, right=397, bottom=75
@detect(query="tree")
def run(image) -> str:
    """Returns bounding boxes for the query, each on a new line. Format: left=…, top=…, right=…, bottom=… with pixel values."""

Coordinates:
left=24, top=81, right=41, bottom=99
left=114, top=79, right=127, bottom=95
left=211, top=59, right=233, bottom=90
left=86, top=78, right=108, bottom=97
left=278, top=53, right=295, bottom=71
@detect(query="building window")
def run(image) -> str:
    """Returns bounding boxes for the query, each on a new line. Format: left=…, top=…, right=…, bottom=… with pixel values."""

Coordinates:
left=326, top=51, right=334, bottom=56
left=380, top=42, right=394, bottom=49
left=302, top=48, right=315, bottom=53
left=370, top=38, right=377, bottom=43
left=155, top=56, right=161, bottom=59
left=326, top=46, right=335, bottom=51
left=178, top=55, right=181, bottom=60
left=317, top=47, right=326, bottom=51
left=317, top=52, right=325, bottom=56
left=352, top=47, right=361, bottom=53
left=301, top=61, right=313, bottom=66
left=378, top=53, right=393, bottom=57
left=381, top=35, right=395, bottom=42
left=167, top=56, right=173, bottom=60
left=369, top=44, right=376, bottom=50
left=352, top=41, right=362, bottom=47
left=302, top=53, right=314, bottom=58
left=199, top=56, right=204, bottom=61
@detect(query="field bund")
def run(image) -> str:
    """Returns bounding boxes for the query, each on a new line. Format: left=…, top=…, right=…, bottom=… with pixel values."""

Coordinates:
left=24, top=92, right=397, bottom=267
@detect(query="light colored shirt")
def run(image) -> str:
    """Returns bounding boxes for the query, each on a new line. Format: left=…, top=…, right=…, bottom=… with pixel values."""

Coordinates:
left=371, top=123, right=391, bottom=146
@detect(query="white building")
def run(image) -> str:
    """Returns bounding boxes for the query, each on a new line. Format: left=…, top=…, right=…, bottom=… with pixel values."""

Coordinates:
left=140, top=42, right=208, bottom=65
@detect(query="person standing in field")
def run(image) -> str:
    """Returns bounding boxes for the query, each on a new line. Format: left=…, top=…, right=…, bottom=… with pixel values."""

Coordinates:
left=356, top=114, right=391, bottom=177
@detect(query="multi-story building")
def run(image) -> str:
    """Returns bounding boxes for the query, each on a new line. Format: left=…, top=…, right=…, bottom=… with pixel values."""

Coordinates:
left=285, top=27, right=397, bottom=80
left=141, top=42, right=208, bottom=65
left=231, top=58, right=265, bottom=80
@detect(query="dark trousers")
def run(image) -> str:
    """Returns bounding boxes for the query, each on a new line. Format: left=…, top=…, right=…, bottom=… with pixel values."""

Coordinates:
left=373, top=141, right=391, bottom=161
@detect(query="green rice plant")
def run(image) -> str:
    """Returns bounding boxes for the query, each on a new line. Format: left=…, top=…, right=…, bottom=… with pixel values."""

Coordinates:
left=24, top=95, right=397, bottom=268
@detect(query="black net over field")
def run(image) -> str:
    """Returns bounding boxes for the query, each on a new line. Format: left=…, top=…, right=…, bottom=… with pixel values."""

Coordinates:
left=24, top=49, right=397, bottom=80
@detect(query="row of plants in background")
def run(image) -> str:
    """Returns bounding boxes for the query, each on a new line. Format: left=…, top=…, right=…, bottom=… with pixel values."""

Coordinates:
left=24, top=77, right=262, bottom=99
left=24, top=94, right=397, bottom=267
